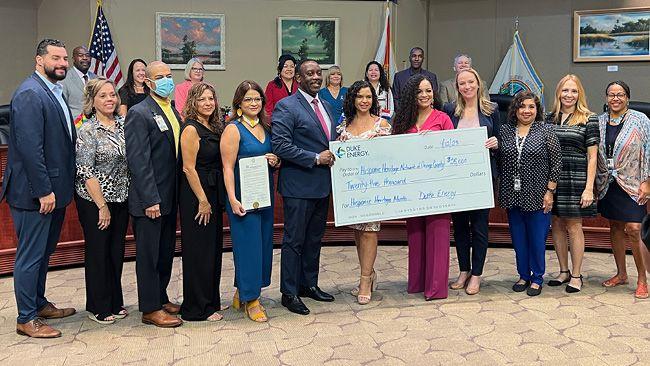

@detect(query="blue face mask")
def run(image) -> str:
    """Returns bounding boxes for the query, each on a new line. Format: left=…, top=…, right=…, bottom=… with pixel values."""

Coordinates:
left=150, top=76, right=175, bottom=98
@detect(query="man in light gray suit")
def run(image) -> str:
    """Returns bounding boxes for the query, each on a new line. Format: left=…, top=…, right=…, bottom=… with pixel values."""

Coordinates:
left=61, top=46, right=96, bottom=119
left=439, top=54, right=488, bottom=105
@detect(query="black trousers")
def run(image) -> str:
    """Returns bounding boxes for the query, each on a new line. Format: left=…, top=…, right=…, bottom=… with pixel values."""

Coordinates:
left=280, top=196, right=329, bottom=295
left=76, top=195, right=128, bottom=316
left=132, top=212, right=176, bottom=313
left=452, top=208, right=489, bottom=276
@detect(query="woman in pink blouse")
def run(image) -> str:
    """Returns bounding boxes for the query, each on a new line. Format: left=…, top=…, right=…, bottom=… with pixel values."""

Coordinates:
left=175, top=58, right=206, bottom=118
left=393, top=74, right=454, bottom=300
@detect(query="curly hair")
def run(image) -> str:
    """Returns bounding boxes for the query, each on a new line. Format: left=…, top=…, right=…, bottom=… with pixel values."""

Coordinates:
left=506, top=91, right=543, bottom=125
left=342, top=80, right=379, bottom=124
left=392, top=74, right=442, bottom=135
left=364, top=61, right=390, bottom=94
left=232, top=80, right=270, bottom=132
left=184, top=83, right=222, bottom=133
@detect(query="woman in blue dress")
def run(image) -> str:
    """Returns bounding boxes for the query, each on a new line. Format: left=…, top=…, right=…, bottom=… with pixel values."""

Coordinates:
left=221, top=80, right=280, bottom=322
left=318, top=65, right=347, bottom=123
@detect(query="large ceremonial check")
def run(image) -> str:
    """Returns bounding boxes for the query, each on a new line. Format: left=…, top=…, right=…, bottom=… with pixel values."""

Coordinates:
left=330, top=127, right=494, bottom=226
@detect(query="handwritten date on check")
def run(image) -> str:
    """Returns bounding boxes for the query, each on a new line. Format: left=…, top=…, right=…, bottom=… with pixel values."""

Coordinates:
left=330, top=127, right=494, bottom=227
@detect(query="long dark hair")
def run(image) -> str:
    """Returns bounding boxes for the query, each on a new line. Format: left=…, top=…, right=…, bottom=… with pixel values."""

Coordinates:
left=232, top=80, right=270, bottom=131
left=392, top=74, right=442, bottom=135
left=272, top=54, right=297, bottom=88
left=342, top=80, right=379, bottom=123
left=364, top=61, right=390, bottom=94
left=507, top=91, right=544, bottom=125
left=118, top=58, right=149, bottom=100
left=184, top=83, right=222, bottom=133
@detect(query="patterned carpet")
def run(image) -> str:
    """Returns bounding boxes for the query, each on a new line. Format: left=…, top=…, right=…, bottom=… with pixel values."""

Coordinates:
left=0, top=246, right=648, bottom=366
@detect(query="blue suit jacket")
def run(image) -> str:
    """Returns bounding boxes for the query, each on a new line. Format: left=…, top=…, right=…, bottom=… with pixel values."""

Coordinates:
left=124, top=95, right=181, bottom=216
left=271, top=91, right=337, bottom=199
left=442, top=101, right=501, bottom=179
left=0, top=72, right=76, bottom=210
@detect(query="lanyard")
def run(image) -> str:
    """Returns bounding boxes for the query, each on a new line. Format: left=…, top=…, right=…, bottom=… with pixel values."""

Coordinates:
left=515, top=127, right=528, bottom=176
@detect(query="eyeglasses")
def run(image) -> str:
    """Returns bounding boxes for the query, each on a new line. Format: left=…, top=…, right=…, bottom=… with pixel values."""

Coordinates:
left=242, top=97, right=263, bottom=103
left=607, top=93, right=627, bottom=100
left=191, top=67, right=204, bottom=72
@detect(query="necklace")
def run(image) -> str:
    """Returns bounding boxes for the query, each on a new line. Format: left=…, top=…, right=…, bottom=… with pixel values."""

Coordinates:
left=242, top=115, right=259, bottom=128
left=608, top=110, right=627, bottom=126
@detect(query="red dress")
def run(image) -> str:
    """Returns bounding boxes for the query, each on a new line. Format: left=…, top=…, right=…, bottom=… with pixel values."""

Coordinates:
left=264, top=79, right=298, bottom=119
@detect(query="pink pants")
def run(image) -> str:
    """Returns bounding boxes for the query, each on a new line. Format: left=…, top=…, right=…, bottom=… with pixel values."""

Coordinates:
left=406, top=214, right=451, bottom=299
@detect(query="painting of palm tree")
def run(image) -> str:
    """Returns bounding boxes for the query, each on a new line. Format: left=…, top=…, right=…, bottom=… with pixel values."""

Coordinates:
left=278, top=17, right=339, bottom=68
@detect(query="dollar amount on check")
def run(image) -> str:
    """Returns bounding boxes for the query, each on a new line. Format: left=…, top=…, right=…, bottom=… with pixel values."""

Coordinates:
left=330, top=127, right=494, bottom=227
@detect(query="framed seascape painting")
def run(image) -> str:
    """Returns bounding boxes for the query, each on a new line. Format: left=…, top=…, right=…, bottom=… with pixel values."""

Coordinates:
left=574, top=7, right=650, bottom=62
left=278, top=17, right=339, bottom=68
left=156, top=13, right=225, bottom=70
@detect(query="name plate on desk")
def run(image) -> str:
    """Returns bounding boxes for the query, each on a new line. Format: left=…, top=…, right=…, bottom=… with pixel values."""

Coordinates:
left=330, top=127, right=494, bottom=226
left=239, top=155, right=271, bottom=211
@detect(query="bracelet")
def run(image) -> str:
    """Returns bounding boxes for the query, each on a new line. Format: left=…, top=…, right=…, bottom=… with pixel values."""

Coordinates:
left=97, top=202, right=107, bottom=210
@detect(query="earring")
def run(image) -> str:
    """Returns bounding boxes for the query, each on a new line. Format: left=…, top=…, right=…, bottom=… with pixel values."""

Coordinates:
left=237, top=108, right=243, bottom=117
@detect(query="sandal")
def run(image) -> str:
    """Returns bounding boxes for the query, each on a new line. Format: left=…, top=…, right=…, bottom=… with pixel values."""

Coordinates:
left=112, top=307, right=128, bottom=319
left=635, top=282, right=648, bottom=299
left=88, top=313, right=115, bottom=325
left=245, top=299, right=268, bottom=322
left=207, top=312, right=224, bottom=322
left=565, top=275, right=583, bottom=293
left=233, top=289, right=241, bottom=311
left=358, top=273, right=377, bottom=305
left=548, top=270, right=570, bottom=286
left=602, top=275, right=628, bottom=287
left=351, top=270, right=377, bottom=296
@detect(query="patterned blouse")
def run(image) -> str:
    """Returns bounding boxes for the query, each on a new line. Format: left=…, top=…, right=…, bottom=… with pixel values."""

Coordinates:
left=75, top=115, right=129, bottom=203
left=497, top=121, right=562, bottom=211
left=596, top=109, right=650, bottom=202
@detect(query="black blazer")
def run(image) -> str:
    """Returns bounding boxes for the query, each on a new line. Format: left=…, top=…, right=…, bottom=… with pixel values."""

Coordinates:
left=1, top=72, right=76, bottom=210
left=271, top=91, right=337, bottom=199
left=442, top=101, right=501, bottom=180
left=124, top=95, right=182, bottom=216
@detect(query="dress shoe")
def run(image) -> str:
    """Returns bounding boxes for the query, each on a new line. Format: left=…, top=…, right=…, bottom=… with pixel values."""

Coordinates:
left=299, top=286, right=334, bottom=302
left=162, top=302, right=181, bottom=315
left=512, top=280, right=531, bottom=292
left=281, top=294, right=310, bottom=315
left=142, top=309, right=183, bottom=328
left=16, top=318, right=61, bottom=338
left=526, top=284, right=543, bottom=297
left=37, top=302, right=76, bottom=319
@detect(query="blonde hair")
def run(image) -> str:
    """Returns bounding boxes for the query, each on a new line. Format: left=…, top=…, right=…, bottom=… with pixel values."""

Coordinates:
left=454, top=68, right=495, bottom=117
left=83, top=77, right=120, bottom=117
left=551, top=74, right=593, bottom=125
left=325, top=65, right=343, bottom=87
left=184, top=58, right=204, bottom=81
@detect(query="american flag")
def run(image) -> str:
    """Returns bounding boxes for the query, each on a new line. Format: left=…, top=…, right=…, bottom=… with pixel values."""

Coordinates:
left=88, top=3, right=123, bottom=87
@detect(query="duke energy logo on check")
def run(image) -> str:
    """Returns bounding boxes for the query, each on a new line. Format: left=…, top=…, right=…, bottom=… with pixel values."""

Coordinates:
left=336, top=145, right=369, bottom=159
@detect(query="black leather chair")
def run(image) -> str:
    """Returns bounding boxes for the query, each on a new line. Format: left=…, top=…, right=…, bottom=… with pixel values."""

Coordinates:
left=602, top=101, right=650, bottom=120
left=0, top=104, right=10, bottom=145
left=489, top=94, right=513, bottom=124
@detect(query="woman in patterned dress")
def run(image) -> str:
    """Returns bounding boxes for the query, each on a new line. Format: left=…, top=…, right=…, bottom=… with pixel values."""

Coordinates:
left=339, top=80, right=391, bottom=305
left=545, top=75, right=599, bottom=293
left=596, top=81, right=649, bottom=299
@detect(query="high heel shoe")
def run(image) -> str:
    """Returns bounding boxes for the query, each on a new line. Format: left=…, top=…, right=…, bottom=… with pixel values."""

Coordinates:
left=450, top=273, right=470, bottom=290
left=565, top=275, right=583, bottom=293
left=357, top=273, right=376, bottom=305
left=233, top=289, right=241, bottom=311
left=635, top=282, right=648, bottom=299
left=351, top=270, right=377, bottom=296
left=548, top=270, right=570, bottom=286
left=245, top=299, right=268, bottom=322
left=465, top=276, right=481, bottom=295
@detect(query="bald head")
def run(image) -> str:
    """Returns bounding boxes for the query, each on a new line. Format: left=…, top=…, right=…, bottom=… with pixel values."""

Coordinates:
left=145, top=61, right=169, bottom=78
left=72, top=46, right=90, bottom=73
left=145, top=61, right=174, bottom=98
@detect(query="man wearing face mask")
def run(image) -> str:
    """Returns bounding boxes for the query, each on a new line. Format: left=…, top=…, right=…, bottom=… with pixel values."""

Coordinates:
left=124, top=61, right=183, bottom=327
left=61, top=46, right=96, bottom=119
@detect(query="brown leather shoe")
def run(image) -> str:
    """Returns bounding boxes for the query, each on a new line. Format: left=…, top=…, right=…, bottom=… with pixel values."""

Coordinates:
left=162, top=302, right=181, bottom=315
left=37, top=302, right=76, bottom=319
left=142, top=310, right=182, bottom=328
left=16, top=318, right=62, bottom=338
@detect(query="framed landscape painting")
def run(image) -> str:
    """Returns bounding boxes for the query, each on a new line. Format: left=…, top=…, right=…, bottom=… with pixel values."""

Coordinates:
left=574, top=7, right=650, bottom=62
left=278, top=17, right=339, bottom=68
left=156, top=13, right=225, bottom=70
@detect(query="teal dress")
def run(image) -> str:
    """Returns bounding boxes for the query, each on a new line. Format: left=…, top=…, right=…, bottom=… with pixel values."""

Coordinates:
left=225, top=120, right=274, bottom=302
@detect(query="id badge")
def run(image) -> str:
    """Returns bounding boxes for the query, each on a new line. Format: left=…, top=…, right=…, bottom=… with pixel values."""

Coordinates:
left=154, top=115, right=169, bottom=132
left=514, top=178, right=521, bottom=191
left=606, top=158, right=614, bottom=171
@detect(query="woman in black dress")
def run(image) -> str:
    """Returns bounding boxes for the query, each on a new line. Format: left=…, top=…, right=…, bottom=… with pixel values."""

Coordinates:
left=179, top=83, right=226, bottom=321
left=118, top=59, right=149, bottom=116
left=545, top=75, right=599, bottom=293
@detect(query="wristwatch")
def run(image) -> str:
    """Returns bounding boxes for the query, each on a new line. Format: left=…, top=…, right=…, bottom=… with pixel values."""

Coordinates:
left=315, top=154, right=320, bottom=165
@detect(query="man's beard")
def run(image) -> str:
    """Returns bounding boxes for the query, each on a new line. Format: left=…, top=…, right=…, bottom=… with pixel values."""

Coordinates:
left=45, top=66, right=67, bottom=81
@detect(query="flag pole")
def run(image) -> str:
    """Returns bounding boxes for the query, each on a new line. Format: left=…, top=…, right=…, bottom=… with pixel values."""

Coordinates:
left=88, top=0, right=102, bottom=49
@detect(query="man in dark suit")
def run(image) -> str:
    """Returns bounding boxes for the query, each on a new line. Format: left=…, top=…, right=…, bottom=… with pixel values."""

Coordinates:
left=392, top=47, right=438, bottom=109
left=0, top=39, right=77, bottom=338
left=272, top=59, right=337, bottom=315
left=125, top=61, right=183, bottom=327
